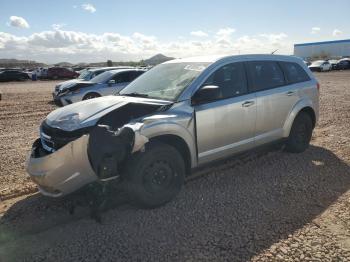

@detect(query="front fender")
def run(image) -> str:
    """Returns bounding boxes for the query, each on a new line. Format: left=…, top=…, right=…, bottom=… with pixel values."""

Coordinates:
left=140, top=119, right=197, bottom=167
left=282, top=98, right=317, bottom=137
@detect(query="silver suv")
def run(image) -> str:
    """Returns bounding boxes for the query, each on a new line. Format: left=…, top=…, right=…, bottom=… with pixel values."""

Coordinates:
left=26, top=54, right=319, bottom=208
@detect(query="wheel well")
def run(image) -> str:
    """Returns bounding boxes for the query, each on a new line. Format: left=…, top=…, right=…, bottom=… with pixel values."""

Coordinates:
left=299, top=107, right=316, bottom=128
left=149, top=135, right=191, bottom=175
left=83, top=92, right=101, bottom=99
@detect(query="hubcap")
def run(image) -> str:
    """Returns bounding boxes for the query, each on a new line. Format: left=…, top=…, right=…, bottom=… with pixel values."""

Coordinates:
left=143, top=160, right=174, bottom=194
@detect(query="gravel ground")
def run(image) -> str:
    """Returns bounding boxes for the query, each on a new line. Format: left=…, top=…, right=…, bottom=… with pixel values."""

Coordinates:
left=0, top=72, right=350, bottom=261
left=0, top=80, right=57, bottom=199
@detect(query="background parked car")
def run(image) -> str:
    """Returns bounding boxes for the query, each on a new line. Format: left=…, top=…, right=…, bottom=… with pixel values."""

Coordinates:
left=337, top=58, right=350, bottom=70
left=53, top=68, right=146, bottom=106
left=32, top=68, right=48, bottom=79
left=54, top=66, right=135, bottom=94
left=47, top=67, right=79, bottom=80
left=303, top=60, right=311, bottom=66
left=77, top=67, right=134, bottom=81
left=328, top=60, right=339, bottom=70
left=308, top=60, right=332, bottom=72
left=0, top=69, right=30, bottom=82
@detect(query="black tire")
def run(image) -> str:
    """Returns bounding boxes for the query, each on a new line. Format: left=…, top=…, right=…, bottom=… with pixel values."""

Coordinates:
left=83, top=93, right=100, bottom=100
left=285, top=112, right=313, bottom=153
left=124, top=142, right=185, bottom=208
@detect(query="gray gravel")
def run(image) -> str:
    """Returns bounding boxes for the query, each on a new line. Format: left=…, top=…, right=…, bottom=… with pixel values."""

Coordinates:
left=0, top=72, right=350, bottom=261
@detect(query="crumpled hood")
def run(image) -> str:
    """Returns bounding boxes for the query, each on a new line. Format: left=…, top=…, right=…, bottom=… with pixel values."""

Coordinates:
left=58, top=80, right=95, bottom=91
left=57, top=79, right=81, bottom=90
left=46, top=95, right=171, bottom=130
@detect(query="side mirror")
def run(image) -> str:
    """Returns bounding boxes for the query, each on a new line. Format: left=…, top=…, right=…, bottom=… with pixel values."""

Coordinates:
left=108, top=79, right=116, bottom=86
left=192, top=85, right=221, bottom=105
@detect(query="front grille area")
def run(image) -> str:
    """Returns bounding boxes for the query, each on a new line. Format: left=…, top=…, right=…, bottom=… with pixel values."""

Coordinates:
left=40, top=121, right=91, bottom=152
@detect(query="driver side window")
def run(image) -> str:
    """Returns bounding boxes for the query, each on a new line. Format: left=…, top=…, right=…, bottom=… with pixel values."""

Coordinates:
left=203, top=62, right=248, bottom=99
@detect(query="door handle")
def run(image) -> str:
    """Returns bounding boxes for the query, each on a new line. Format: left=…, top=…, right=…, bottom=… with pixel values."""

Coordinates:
left=286, top=91, right=295, bottom=96
left=242, top=101, right=255, bottom=107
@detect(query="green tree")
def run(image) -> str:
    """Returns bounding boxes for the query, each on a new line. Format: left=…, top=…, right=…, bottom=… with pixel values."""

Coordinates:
left=107, top=60, right=113, bottom=67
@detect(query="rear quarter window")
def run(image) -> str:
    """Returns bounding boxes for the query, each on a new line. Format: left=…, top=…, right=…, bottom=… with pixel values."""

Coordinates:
left=280, top=62, right=310, bottom=84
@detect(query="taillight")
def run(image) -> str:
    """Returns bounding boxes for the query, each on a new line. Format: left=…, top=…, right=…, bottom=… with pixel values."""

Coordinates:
left=317, top=82, right=320, bottom=91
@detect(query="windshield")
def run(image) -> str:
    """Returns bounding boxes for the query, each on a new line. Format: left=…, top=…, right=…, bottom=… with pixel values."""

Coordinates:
left=90, top=70, right=114, bottom=83
left=119, top=62, right=209, bottom=101
left=78, top=69, right=92, bottom=80
left=311, top=61, right=324, bottom=66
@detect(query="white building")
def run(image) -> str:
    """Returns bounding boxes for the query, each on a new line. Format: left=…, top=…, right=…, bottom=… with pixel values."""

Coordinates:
left=294, top=39, right=350, bottom=60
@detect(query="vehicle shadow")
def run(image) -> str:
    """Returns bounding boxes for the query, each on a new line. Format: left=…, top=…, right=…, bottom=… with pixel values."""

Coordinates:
left=0, top=145, right=349, bottom=261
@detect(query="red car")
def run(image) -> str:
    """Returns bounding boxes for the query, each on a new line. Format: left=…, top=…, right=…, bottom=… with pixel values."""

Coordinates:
left=47, top=67, right=79, bottom=79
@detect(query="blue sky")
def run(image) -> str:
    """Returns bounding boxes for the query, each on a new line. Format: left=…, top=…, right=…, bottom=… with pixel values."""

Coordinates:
left=0, top=0, right=349, bottom=63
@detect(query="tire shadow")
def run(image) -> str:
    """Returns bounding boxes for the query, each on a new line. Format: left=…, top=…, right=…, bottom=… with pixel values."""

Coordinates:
left=0, top=145, right=349, bottom=261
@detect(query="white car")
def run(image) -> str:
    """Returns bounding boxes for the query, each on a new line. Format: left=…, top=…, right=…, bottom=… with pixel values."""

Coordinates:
left=308, top=60, right=332, bottom=72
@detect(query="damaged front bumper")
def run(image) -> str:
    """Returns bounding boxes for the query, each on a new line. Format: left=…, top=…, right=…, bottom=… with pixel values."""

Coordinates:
left=26, top=135, right=98, bottom=197
left=26, top=124, right=149, bottom=198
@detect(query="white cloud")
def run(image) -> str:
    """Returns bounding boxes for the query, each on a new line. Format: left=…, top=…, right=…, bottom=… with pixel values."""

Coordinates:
left=81, top=3, right=96, bottom=13
left=0, top=29, right=292, bottom=63
left=52, top=24, right=66, bottom=30
left=311, top=27, right=320, bottom=34
left=333, top=29, right=343, bottom=36
left=8, top=16, right=29, bottom=28
left=190, top=31, right=208, bottom=37
left=216, top=27, right=236, bottom=37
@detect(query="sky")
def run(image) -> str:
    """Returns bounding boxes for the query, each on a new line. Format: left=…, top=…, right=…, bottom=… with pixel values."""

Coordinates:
left=0, top=0, right=349, bottom=63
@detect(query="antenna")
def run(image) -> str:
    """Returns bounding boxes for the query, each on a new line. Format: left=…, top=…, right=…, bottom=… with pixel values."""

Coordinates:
left=271, top=49, right=279, bottom=54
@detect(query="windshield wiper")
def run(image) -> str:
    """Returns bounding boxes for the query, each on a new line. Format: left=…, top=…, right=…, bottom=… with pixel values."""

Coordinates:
left=122, top=92, right=149, bottom=98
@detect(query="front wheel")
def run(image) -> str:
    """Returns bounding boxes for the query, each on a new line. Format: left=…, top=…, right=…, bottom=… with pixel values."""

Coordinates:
left=285, top=112, right=313, bottom=153
left=124, top=142, right=185, bottom=208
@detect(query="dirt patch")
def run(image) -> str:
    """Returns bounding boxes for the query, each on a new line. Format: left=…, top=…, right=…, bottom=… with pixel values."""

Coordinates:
left=0, top=80, right=58, bottom=199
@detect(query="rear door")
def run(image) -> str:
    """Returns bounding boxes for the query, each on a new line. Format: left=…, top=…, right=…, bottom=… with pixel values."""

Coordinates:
left=194, top=62, right=257, bottom=164
left=246, top=61, right=300, bottom=145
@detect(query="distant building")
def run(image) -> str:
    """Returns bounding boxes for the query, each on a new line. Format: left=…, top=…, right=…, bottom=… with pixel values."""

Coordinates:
left=294, top=39, right=350, bottom=60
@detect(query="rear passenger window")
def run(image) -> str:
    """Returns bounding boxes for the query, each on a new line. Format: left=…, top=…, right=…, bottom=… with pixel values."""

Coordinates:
left=203, top=62, right=248, bottom=99
left=114, top=72, right=131, bottom=83
left=130, top=71, right=144, bottom=81
left=247, top=61, right=285, bottom=91
left=281, top=62, right=310, bottom=84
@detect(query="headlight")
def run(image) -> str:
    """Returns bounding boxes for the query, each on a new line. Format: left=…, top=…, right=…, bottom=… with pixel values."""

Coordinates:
left=57, top=89, right=69, bottom=96
left=49, top=113, right=82, bottom=131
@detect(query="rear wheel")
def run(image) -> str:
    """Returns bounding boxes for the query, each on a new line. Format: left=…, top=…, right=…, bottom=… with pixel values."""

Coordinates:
left=124, top=142, right=185, bottom=208
left=83, top=92, right=100, bottom=100
left=285, top=112, right=313, bottom=153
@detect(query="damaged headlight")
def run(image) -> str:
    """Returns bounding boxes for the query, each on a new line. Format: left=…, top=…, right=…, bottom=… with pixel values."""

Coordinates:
left=57, top=89, right=69, bottom=97
left=48, top=113, right=82, bottom=131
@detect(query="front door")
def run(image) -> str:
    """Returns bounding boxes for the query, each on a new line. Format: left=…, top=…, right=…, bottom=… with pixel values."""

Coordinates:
left=100, top=71, right=132, bottom=96
left=194, top=62, right=257, bottom=164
